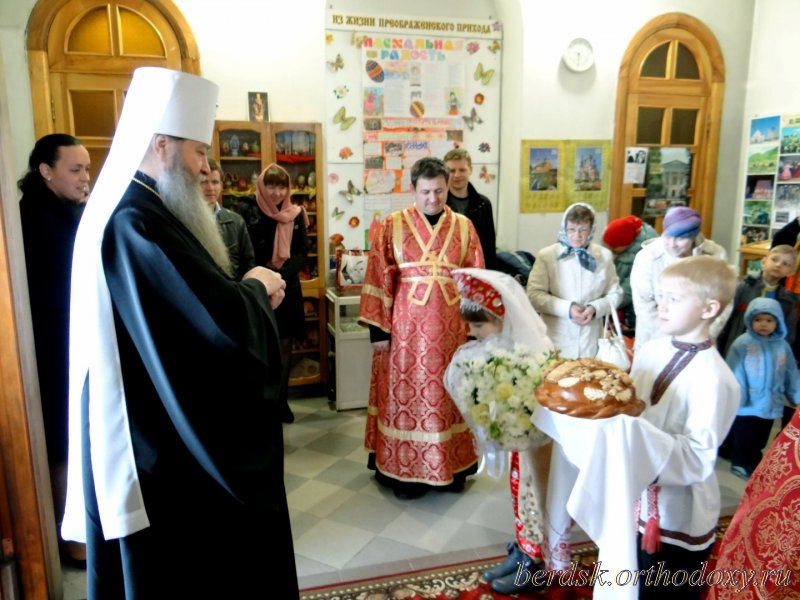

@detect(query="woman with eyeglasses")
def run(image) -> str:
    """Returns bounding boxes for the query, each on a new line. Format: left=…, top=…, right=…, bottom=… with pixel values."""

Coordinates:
left=527, top=202, right=623, bottom=359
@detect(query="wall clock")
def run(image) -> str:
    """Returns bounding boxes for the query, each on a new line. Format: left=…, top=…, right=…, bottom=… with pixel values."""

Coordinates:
left=562, top=38, right=594, bottom=73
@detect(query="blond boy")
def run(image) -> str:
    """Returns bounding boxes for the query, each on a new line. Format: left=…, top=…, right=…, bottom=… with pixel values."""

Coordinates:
left=716, top=244, right=799, bottom=358
left=631, top=256, right=739, bottom=600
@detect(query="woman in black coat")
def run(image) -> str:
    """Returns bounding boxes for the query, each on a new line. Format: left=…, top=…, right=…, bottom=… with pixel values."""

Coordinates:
left=252, top=164, right=309, bottom=423
left=18, top=133, right=90, bottom=565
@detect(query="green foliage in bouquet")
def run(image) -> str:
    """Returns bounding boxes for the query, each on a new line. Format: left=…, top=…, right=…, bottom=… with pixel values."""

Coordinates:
left=453, top=346, right=557, bottom=451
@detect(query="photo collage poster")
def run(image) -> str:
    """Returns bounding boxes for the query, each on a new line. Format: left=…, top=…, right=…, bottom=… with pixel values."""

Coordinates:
left=741, top=114, right=800, bottom=245
left=642, top=147, right=692, bottom=219
left=325, top=13, right=501, bottom=252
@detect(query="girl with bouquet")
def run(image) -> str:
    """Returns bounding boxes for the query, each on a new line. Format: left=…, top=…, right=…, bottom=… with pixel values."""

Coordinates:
left=444, top=268, right=556, bottom=595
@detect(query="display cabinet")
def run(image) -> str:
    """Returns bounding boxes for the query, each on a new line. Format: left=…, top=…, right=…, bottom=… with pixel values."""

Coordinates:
left=325, top=288, right=371, bottom=410
left=213, top=121, right=326, bottom=387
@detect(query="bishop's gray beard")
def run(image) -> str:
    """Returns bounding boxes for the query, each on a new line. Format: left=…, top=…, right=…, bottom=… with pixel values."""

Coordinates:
left=157, top=159, right=233, bottom=277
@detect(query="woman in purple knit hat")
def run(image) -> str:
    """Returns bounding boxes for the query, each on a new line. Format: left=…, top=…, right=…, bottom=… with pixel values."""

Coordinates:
left=629, top=206, right=730, bottom=350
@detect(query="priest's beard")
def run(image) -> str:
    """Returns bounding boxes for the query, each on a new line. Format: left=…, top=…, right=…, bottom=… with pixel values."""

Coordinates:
left=157, top=156, right=233, bottom=277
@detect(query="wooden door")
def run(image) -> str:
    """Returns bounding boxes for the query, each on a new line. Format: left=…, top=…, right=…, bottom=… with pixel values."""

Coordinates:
left=46, top=0, right=183, bottom=172
left=49, top=73, right=130, bottom=175
left=610, top=14, right=724, bottom=237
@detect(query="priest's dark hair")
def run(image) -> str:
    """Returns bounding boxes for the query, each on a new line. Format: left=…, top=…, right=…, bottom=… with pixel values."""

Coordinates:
left=410, top=156, right=449, bottom=188
left=18, top=133, right=83, bottom=194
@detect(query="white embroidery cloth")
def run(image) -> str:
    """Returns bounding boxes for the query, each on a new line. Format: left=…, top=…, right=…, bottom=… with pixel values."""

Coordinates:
left=534, top=408, right=674, bottom=600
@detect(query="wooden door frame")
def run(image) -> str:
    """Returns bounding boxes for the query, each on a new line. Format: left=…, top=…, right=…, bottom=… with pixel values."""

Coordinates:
left=26, top=0, right=201, bottom=139
left=0, top=53, right=57, bottom=600
left=609, top=13, right=725, bottom=238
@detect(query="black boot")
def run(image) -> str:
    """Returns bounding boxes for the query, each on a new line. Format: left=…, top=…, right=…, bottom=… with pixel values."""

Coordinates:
left=483, top=541, right=525, bottom=582
left=491, top=555, right=546, bottom=594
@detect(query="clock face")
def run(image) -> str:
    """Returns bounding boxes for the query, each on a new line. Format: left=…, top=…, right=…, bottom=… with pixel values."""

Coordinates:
left=563, top=38, right=594, bottom=73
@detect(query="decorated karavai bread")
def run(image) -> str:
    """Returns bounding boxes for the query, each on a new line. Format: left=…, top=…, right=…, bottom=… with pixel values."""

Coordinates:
left=535, top=357, right=645, bottom=419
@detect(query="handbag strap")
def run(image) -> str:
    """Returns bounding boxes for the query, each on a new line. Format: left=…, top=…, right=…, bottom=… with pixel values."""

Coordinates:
left=603, top=308, right=624, bottom=339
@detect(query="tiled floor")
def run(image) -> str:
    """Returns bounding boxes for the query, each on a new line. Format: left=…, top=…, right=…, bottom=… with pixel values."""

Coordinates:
left=62, top=392, right=751, bottom=598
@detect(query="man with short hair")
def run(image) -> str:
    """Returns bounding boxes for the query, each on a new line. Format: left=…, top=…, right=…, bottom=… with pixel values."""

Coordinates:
left=359, top=157, right=484, bottom=500
left=201, top=158, right=255, bottom=279
left=63, top=67, right=298, bottom=598
left=444, top=148, right=497, bottom=268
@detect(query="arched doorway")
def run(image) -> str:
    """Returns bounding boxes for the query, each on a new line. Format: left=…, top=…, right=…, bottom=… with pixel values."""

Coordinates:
left=609, top=13, right=725, bottom=237
left=27, top=0, right=200, bottom=172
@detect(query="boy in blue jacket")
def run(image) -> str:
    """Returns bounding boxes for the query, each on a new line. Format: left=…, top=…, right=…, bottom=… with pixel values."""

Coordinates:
left=725, top=297, right=800, bottom=479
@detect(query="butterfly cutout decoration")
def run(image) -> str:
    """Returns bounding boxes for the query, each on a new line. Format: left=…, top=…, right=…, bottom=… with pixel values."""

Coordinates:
left=488, top=40, right=501, bottom=54
left=325, top=33, right=334, bottom=45
left=462, top=107, right=483, bottom=131
left=479, top=165, right=496, bottom=184
left=332, top=206, right=345, bottom=220
left=351, top=31, right=367, bottom=48
left=474, top=62, right=495, bottom=85
left=333, top=106, right=357, bottom=130
left=338, top=180, right=362, bottom=203
left=327, top=53, right=344, bottom=72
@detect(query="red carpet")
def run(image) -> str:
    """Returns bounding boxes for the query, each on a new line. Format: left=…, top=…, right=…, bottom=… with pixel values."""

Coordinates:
left=300, top=541, right=598, bottom=599
left=300, top=518, right=731, bottom=600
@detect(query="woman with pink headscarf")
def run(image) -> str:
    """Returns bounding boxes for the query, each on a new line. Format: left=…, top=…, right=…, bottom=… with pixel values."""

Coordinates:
left=254, top=163, right=309, bottom=423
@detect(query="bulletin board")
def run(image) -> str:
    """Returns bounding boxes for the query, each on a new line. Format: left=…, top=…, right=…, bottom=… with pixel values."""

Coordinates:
left=740, top=113, right=800, bottom=245
left=325, top=13, right=502, bottom=252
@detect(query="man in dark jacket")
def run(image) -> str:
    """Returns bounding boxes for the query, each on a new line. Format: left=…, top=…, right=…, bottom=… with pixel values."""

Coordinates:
left=201, top=158, right=255, bottom=279
left=444, top=148, right=497, bottom=269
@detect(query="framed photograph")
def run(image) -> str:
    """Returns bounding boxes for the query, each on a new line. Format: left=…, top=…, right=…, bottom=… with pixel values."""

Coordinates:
left=564, top=139, right=611, bottom=211
left=336, top=250, right=367, bottom=294
left=248, top=91, right=268, bottom=122
left=519, top=140, right=566, bottom=214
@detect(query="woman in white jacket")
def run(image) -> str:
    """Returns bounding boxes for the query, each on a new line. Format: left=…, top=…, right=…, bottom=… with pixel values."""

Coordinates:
left=527, top=202, right=623, bottom=359
left=630, top=206, right=729, bottom=351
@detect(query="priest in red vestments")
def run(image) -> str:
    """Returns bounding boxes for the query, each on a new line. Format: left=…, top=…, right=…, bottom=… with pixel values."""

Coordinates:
left=358, top=157, right=485, bottom=499
left=706, top=406, right=800, bottom=599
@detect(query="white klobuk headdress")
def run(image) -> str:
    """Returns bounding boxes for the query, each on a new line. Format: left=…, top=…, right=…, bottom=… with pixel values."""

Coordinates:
left=62, top=68, right=219, bottom=541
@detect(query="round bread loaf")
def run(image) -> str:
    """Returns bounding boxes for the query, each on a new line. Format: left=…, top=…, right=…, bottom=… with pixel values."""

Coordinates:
left=535, top=357, right=644, bottom=419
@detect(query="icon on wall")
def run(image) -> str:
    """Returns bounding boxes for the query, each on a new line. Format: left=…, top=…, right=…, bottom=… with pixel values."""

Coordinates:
left=248, top=92, right=268, bottom=122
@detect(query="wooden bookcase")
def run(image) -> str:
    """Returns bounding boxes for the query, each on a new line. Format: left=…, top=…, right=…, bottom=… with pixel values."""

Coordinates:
left=212, top=121, right=326, bottom=387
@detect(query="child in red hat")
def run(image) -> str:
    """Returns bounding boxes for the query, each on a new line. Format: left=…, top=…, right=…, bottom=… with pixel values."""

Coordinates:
left=445, top=268, right=555, bottom=595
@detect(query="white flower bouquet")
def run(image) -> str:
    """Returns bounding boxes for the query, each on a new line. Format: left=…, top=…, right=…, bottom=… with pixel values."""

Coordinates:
left=448, top=343, right=557, bottom=452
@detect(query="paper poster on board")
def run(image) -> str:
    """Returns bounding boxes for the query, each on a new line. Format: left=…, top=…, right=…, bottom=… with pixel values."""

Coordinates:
left=326, top=13, right=501, bottom=252
left=642, top=147, right=691, bottom=219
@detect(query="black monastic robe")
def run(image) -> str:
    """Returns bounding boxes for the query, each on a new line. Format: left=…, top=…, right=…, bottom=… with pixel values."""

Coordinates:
left=83, top=173, right=298, bottom=598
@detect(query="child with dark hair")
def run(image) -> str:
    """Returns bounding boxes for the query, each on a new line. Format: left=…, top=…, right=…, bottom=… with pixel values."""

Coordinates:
left=445, top=268, right=554, bottom=595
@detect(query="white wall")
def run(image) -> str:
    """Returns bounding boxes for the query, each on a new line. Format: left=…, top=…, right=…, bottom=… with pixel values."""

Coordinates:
left=508, top=0, right=755, bottom=258
left=0, top=0, right=39, bottom=182
left=0, top=0, right=785, bottom=263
